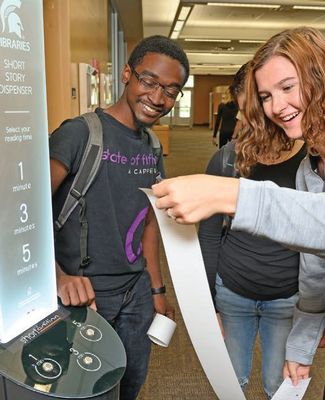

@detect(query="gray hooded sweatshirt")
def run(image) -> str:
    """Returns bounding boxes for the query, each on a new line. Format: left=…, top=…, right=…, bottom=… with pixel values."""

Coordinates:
left=232, top=156, right=325, bottom=365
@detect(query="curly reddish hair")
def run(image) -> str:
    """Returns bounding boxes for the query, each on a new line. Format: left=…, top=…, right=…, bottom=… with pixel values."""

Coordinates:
left=236, top=27, right=325, bottom=177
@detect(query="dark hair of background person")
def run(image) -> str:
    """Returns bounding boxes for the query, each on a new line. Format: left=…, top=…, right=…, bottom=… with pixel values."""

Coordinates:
left=229, top=62, right=250, bottom=104
left=128, top=35, right=190, bottom=86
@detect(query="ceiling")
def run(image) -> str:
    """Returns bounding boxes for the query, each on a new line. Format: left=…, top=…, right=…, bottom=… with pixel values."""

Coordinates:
left=115, top=0, right=325, bottom=75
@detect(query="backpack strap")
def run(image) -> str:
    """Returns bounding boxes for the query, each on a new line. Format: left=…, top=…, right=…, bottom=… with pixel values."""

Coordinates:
left=219, top=141, right=238, bottom=240
left=144, top=127, right=163, bottom=182
left=54, top=112, right=103, bottom=270
left=220, top=140, right=237, bottom=178
left=144, top=127, right=162, bottom=158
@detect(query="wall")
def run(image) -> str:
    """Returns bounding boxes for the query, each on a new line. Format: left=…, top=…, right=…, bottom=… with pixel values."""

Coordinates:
left=43, top=0, right=71, bottom=133
left=43, top=0, right=111, bottom=132
left=70, top=0, right=110, bottom=71
left=193, top=75, right=233, bottom=125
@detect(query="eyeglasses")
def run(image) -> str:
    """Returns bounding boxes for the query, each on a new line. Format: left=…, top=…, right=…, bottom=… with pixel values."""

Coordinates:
left=131, top=67, right=183, bottom=101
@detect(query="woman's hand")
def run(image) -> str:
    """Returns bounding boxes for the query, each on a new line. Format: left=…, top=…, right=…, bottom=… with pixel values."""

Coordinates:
left=152, top=175, right=239, bottom=224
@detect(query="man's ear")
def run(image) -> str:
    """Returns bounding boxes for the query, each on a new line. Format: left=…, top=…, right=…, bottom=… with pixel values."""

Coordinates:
left=122, top=64, right=132, bottom=85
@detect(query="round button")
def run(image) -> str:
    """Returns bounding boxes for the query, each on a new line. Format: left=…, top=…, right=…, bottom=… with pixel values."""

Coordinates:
left=77, top=352, right=101, bottom=372
left=80, top=324, right=102, bottom=342
left=83, top=356, right=93, bottom=365
left=85, top=328, right=95, bottom=337
left=42, top=362, right=54, bottom=372
left=35, top=358, right=62, bottom=380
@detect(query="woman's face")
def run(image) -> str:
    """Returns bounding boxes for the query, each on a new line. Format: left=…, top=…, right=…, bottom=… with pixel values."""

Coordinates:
left=255, top=55, right=303, bottom=139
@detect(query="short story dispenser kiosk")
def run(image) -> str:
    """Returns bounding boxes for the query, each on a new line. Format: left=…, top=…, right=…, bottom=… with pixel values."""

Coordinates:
left=0, top=306, right=126, bottom=400
left=0, top=1, right=126, bottom=398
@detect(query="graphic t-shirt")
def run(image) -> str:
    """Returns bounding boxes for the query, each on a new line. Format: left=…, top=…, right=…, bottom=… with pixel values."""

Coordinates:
left=50, top=108, right=165, bottom=293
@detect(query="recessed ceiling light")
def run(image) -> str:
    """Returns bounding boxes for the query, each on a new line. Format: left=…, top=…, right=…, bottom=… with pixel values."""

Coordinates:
left=170, top=31, right=180, bottom=40
left=187, top=51, right=255, bottom=56
left=207, top=2, right=280, bottom=9
left=178, top=6, right=192, bottom=20
left=174, top=20, right=185, bottom=31
left=185, top=38, right=232, bottom=43
left=239, top=39, right=266, bottom=43
left=191, top=64, right=244, bottom=68
left=293, top=5, right=325, bottom=10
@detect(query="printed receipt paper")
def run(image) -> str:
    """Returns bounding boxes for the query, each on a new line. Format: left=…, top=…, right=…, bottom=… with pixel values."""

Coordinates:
left=271, top=378, right=311, bottom=400
left=141, top=189, right=311, bottom=400
left=142, top=188, right=244, bottom=400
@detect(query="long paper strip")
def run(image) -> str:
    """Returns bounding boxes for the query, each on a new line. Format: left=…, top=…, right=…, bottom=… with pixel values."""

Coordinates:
left=142, top=189, right=245, bottom=399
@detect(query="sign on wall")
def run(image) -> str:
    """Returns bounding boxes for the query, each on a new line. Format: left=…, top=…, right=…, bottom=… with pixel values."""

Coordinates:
left=0, top=0, right=57, bottom=343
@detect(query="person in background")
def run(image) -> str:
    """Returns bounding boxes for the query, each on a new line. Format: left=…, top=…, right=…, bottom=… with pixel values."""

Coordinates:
left=199, top=62, right=306, bottom=399
left=212, top=89, right=238, bottom=148
left=152, top=26, right=325, bottom=389
left=229, top=63, right=250, bottom=140
left=49, top=35, right=189, bottom=400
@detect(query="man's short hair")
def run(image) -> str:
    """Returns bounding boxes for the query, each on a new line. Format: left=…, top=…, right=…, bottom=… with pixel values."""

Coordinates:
left=229, top=62, right=250, bottom=103
left=128, top=35, right=190, bottom=86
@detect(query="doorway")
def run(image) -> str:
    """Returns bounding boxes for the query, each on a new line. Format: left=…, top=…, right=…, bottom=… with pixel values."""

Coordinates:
left=160, top=76, right=194, bottom=128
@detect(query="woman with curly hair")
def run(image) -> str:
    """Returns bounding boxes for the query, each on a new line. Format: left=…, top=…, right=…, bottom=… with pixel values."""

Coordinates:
left=238, top=26, right=325, bottom=388
left=199, top=60, right=306, bottom=399
left=152, top=27, right=325, bottom=392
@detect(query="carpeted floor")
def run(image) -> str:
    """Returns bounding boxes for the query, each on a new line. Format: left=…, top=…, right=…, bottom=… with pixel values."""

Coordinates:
left=138, top=126, right=325, bottom=400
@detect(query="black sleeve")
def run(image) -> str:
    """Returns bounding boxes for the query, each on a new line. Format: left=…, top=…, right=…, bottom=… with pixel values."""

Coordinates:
left=198, top=149, right=225, bottom=309
left=49, top=117, right=89, bottom=175
left=213, top=103, right=223, bottom=137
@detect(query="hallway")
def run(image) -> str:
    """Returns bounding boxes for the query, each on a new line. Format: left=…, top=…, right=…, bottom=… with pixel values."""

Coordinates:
left=139, top=126, right=325, bottom=400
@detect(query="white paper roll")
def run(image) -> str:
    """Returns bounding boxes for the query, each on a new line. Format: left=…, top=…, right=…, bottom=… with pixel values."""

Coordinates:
left=147, top=313, right=177, bottom=347
left=141, top=188, right=246, bottom=400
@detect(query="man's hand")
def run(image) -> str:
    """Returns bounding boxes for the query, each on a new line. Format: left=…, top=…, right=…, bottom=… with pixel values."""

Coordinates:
left=153, top=294, right=175, bottom=321
left=212, top=137, right=218, bottom=146
left=57, top=269, right=96, bottom=310
left=283, top=361, right=310, bottom=386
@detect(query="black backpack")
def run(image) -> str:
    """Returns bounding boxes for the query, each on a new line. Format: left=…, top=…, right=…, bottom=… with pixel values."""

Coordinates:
left=219, top=140, right=237, bottom=178
left=218, top=140, right=238, bottom=238
left=53, top=112, right=162, bottom=271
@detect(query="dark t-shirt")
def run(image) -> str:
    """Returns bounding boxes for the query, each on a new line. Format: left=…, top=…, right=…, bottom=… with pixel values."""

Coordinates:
left=199, top=143, right=307, bottom=301
left=213, top=101, right=238, bottom=137
left=50, top=108, right=165, bottom=293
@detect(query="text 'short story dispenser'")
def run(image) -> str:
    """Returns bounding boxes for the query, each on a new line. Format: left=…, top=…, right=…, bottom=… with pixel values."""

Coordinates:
left=0, top=1, right=126, bottom=399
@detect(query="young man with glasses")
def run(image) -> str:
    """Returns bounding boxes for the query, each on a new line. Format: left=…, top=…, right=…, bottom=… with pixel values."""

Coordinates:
left=49, top=36, right=189, bottom=400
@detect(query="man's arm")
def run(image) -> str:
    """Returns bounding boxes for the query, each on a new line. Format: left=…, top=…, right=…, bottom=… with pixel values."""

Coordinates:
left=50, top=158, right=68, bottom=193
left=51, top=158, right=96, bottom=309
left=142, top=206, right=174, bottom=320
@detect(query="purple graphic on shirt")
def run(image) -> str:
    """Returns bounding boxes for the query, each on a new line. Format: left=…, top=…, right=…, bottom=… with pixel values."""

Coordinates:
left=125, top=207, right=149, bottom=263
left=102, top=148, right=157, bottom=166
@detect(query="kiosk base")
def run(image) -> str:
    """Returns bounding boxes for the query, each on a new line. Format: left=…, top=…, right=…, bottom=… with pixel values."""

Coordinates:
left=0, top=376, right=119, bottom=400
left=0, top=306, right=126, bottom=400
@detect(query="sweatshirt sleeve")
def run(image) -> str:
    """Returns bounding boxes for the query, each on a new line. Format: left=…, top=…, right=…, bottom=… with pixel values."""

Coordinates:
left=232, top=178, right=325, bottom=257
left=285, top=307, right=325, bottom=365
